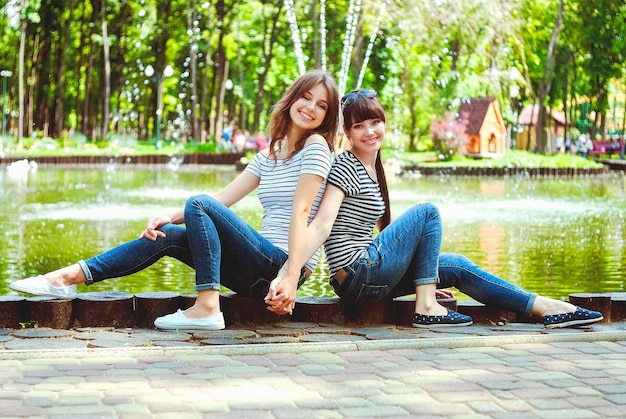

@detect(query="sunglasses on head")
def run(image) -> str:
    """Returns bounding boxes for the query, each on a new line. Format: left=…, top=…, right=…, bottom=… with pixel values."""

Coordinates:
left=340, top=88, right=378, bottom=108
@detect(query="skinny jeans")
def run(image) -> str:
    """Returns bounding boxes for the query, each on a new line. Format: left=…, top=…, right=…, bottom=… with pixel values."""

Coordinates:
left=330, top=203, right=441, bottom=302
left=79, top=194, right=304, bottom=298
left=438, top=253, right=536, bottom=317
left=368, top=252, right=537, bottom=317
left=327, top=202, right=537, bottom=316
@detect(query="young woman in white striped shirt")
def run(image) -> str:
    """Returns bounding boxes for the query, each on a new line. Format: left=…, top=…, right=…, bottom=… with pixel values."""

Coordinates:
left=11, top=69, right=340, bottom=331
left=267, top=89, right=603, bottom=329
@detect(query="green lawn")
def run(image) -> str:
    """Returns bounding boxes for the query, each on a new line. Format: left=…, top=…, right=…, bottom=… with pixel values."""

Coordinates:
left=390, top=149, right=605, bottom=169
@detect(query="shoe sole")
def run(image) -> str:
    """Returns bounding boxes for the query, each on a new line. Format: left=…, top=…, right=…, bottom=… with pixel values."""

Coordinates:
left=412, top=321, right=473, bottom=328
left=154, top=322, right=225, bottom=331
left=9, top=284, right=76, bottom=300
left=545, top=316, right=603, bottom=329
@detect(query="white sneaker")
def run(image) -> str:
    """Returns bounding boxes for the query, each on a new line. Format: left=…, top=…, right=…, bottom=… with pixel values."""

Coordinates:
left=154, top=309, right=225, bottom=331
left=10, top=275, right=77, bottom=299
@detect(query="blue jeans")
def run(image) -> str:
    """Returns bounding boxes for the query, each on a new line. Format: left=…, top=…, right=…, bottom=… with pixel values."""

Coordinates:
left=80, top=194, right=304, bottom=298
left=184, top=194, right=302, bottom=297
left=79, top=223, right=194, bottom=285
left=330, top=203, right=441, bottom=302
left=372, top=252, right=537, bottom=317
left=438, top=253, right=536, bottom=317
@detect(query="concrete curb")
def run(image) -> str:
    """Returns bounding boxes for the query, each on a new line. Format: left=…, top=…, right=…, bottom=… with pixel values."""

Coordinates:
left=3, top=329, right=625, bottom=361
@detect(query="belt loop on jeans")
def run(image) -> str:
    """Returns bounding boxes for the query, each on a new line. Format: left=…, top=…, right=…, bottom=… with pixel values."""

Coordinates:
left=333, top=268, right=348, bottom=285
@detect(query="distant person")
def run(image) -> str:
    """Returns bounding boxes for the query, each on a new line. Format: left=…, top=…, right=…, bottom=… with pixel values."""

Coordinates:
left=255, top=131, right=268, bottom=150
left=577, top=135, right=588, bottom=157
left=555, top=136, right=563, bottom=153
left=584, top=135, right=594, bottom=157
left=244, top=133, right=259, bottom=150
left=222, top=126, right=233, bottom=151
left=233, top=129, right=247, bottom=152
left=564, top=137, right=572, bottom=153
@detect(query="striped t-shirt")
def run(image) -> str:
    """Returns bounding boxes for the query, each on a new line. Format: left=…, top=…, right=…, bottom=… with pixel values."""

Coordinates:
left=245, top=141, right=332, bottom=272
left=324, top=150, right=385, bottom=278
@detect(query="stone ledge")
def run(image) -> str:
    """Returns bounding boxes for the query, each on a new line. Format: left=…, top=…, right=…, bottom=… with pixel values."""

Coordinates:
left=0, top=291, right=622, bottom=329
left=0, top=152, right=245, bottom=167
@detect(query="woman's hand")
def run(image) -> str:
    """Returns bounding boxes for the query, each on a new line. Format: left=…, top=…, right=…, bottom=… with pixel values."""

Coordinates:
left=265, top=271, right=299, bottom=315
left=436, top=288, right=455, bottom=299
left=139, top=216, right=172, bottom=241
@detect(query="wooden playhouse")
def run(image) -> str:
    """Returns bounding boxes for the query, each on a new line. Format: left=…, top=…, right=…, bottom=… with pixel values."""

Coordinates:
left=457, top=97, right=506, bottom=156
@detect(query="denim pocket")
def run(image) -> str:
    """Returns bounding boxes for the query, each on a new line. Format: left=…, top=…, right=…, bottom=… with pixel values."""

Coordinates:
left=297, top=269, right=307, bottom=289
left=330, top=277, right=345, bottom=296
left=249, top=277, right=271, bottom=298
left=354, top=284, right=389, bottom=302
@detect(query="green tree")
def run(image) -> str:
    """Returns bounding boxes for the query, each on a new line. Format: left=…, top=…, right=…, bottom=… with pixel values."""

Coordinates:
left=1, top=0, right=623, bottom=152
left=566, top=0, right=626, bottom=140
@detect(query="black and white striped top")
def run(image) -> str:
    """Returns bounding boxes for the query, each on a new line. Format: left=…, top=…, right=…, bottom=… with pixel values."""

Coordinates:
left=324, top=150, right=385, bottom=277
left=245, top=141, right=332, bottom=271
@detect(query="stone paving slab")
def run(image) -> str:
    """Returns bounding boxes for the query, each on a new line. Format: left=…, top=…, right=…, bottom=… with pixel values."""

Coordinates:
left=1, top=336, right=625, bottom=417
left=0, top=322, right=625, bottom=417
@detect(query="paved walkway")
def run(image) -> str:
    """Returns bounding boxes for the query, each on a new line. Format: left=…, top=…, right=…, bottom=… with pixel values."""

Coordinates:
left=1, top=322, right=626, bottom=418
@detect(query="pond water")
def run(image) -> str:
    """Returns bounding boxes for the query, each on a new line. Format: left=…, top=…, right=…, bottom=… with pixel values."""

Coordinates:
left=1, top=162, right=625, bottom=301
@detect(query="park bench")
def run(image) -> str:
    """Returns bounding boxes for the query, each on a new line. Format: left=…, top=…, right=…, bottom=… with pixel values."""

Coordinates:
left=587, top=140, right=624, bottom=158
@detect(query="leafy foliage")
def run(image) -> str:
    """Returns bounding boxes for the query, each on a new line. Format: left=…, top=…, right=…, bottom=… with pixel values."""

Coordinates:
left=0, top=0, right=623, bottom=154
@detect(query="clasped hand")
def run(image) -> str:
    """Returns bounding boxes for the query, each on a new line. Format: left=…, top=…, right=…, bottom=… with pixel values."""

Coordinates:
left=265, top=270, right=298, bottom=315
left=139, top=216, right=171, bottom=241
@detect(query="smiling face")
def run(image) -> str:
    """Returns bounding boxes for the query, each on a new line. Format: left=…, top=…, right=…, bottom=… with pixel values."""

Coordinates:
left=345, top=117, right=386, bottom=155
left=288, top=83, right=329, bottom=136
left=341, top=92, right=387, bottom=159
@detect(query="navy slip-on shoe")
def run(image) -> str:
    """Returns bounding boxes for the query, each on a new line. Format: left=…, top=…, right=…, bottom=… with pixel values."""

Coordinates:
left=412, top=309, right=473, bottom=328
left=543, top=307, right=603, bottom=329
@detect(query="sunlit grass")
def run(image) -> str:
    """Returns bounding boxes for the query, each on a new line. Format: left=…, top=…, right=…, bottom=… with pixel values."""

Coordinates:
left=1, top=135, right=220, bottom=157
left=393, top=149, right=604, bottom=169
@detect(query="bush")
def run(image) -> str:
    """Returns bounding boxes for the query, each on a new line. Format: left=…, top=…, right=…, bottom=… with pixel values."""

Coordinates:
left=29, top=137, right=60, bottom=151
left=106, top=133, right=139, bottom=149
left=60, top=130, right=88, bottom=148
left=429, top=111, right=468, bottom=161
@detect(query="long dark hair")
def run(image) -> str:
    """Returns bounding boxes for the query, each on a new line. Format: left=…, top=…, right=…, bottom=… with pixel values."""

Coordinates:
left=267, top=69, right=339, bottom=160
left=341, top=89, right=391, bottom=230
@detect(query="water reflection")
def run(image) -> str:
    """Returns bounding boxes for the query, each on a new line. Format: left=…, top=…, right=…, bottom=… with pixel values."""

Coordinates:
left=1, top=166, right=625, bottom=300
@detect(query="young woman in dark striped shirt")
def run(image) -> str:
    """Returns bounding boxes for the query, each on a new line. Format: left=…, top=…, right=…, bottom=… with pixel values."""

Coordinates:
left=267, top=89, right=603, bottom=329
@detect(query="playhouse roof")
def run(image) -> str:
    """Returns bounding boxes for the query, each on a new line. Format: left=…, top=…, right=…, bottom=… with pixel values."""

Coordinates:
left=517, top=104, right=569, bottom=126
left=457, top=97, right=496, bottom=134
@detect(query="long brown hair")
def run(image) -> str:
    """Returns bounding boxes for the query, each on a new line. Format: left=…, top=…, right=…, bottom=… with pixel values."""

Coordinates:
left=267, top=69, right=339, bottom=160
left=341, top=89, right=391, bottom=230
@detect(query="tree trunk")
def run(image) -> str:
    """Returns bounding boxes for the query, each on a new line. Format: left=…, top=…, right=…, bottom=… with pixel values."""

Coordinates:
left=211, top=0, right=234, bottom=143
left=535, top=0, right=563, bottom=154
left=82, top=37, right=94, bottom=139
left=214, top=58, right=229, bottom=147
left=236, top=38, right=246, bottom=131
left=101, top=0, right=111, bottom=139
left=18, top=0, right=26, bottom=146
left=252, top=5, right=281, bottom=134
left=596, top=77, right=608, bottom=140
left=198, top=4, right=215, bottom=144
left=53, top=0, right=74, bottom=139
left=200, top=45, right=212, bottom=143
left=186, top=0, right=198, bottom=142
left=562, top=61, right=569, bottom=142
